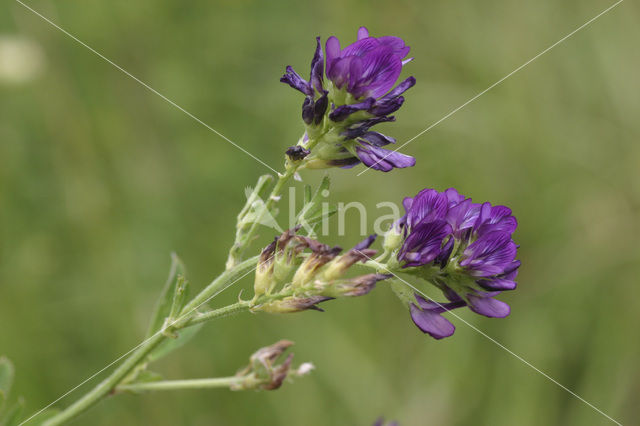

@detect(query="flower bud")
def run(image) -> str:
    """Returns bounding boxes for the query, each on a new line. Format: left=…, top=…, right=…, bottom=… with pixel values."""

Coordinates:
left=232, top=340, right=312, bottom=391
left=320, top=234, right=377, bottom=281
left=253, top=239, right=277, bottom=300
left=256, top=295, right=334, bottom=313
left=323, top=274, right=391, bottom=298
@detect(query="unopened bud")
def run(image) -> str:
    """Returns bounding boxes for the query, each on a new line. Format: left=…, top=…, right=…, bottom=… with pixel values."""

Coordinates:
left=256, top=295, right=334, bottom=313
left=253, top=239, right=277, bottom=299
left=232, top=340, right=312, bottom=391
left=324, top=273, right=391, bottom=298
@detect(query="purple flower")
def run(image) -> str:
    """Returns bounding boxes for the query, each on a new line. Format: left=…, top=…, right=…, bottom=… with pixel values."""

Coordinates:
left=392, top=188, right=520, bottom=339
left=325, top=27, right=412, bottom=99
left=280, top=27, right=416, bottom=173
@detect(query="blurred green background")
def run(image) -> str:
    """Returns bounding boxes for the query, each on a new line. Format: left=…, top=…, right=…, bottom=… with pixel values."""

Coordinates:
left=1, top=0, right=639, bottom=425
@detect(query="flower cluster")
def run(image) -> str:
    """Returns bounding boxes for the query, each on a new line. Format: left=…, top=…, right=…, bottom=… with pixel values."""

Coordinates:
left=390, top=188, right=520, bottom=339
left=281, top=27, right=416, bottom=172
left=252, top=229, right=389, bottom=313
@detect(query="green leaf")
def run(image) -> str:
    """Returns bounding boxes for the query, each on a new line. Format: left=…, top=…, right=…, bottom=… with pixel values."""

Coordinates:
left=147, top=323, right=203, bottom=362
left=145, top=253, right=186, bottom=338
left=0, top=357, right=14, bottom=405
left=2, top=397, right=24, bottom=426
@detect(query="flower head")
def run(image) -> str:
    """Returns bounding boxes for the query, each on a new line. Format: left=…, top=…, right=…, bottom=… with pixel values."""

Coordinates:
left=389, top=188, right=520, bottom=339
left=252, top=229, right=390, bottom=313
left=281, top=27, right=416, bottom=172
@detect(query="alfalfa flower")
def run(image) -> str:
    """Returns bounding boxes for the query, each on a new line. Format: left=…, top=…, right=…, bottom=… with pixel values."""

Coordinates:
left=281, top=27, right=416, bottom=172
left=388, top=188, right=520, bottom=339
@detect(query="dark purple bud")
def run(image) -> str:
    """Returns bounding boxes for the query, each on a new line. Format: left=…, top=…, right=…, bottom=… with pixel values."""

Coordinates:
left=313, top=90, right=329, bottom=124
left=328, top=156, right=361, bottom=168
left=369, top=96, right=405, bottom=117
left=310, top=37, right=324, bottom=93
left=329, top=97, right=375, bottom=122
left=341, top=116, right=396, bottom=140
left=360, top=131, right=395, bottom=147
left=302, top=96, right=314, bottom=125
left=286, top=146, right=311, bottom=161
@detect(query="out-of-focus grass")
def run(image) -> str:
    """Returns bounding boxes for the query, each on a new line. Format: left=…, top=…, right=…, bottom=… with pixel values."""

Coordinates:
left=1, top=0, right=639, bottom=425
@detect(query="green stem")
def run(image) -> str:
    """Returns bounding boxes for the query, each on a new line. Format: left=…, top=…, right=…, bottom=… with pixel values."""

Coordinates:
left=42, top=256, right=260, bottom=426
left=186, top=301, right=251, bottom=327
left=116, top=376, right=245, bottom=393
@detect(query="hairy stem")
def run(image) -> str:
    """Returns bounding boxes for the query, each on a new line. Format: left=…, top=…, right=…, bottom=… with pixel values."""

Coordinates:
left=116, top=376, right=247, bottom=393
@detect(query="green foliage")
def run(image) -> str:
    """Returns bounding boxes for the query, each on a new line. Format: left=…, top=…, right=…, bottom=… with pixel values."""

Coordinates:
left=146, top=253, right=187, bottom=339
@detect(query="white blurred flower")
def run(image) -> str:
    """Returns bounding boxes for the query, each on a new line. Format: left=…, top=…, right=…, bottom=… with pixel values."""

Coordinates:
left=0, top=35, right=45, bottom=85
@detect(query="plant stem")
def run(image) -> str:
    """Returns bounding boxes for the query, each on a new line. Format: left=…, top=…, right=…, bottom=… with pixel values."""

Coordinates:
left=186, top=300, right=251, bottom=327
left=42, top=256, right=260, bottom=426
left=116, top=376, right=245, bottom=393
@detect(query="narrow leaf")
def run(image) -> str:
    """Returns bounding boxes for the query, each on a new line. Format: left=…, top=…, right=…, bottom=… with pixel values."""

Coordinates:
left=146, top=253, right=186, bottom=338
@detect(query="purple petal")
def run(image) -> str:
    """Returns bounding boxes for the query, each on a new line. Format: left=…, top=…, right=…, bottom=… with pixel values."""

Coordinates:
left=351, top=47, right=403, bottom=98
left=357, top=27, right=369, bottom=40
left=325, top=36, right=341, bottom=75
left=474, top=203, right=518, bottom=235
left=477, top=278, right=517, bottom=291
left=414, top=294, right=466, bottom=313
left=446, top=199, right=482, bottom=236
left=327, top=56, right=353, bottom=89
left=398, top=220, right=452, bottom=267
left=460, top=231, right=517, bottom=277
left=280, top=66, right=313, bottom=96
left=444, top=187, right=466, bottom=207
left=355, top=142, right=415, bottom=172
left=467, top=295, right=511, bottom=318
left=378, top=76, right=416, bottom=101
left=410, top=303, right=456, bottom=339
left=406, top=189, right=449, bottom=228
